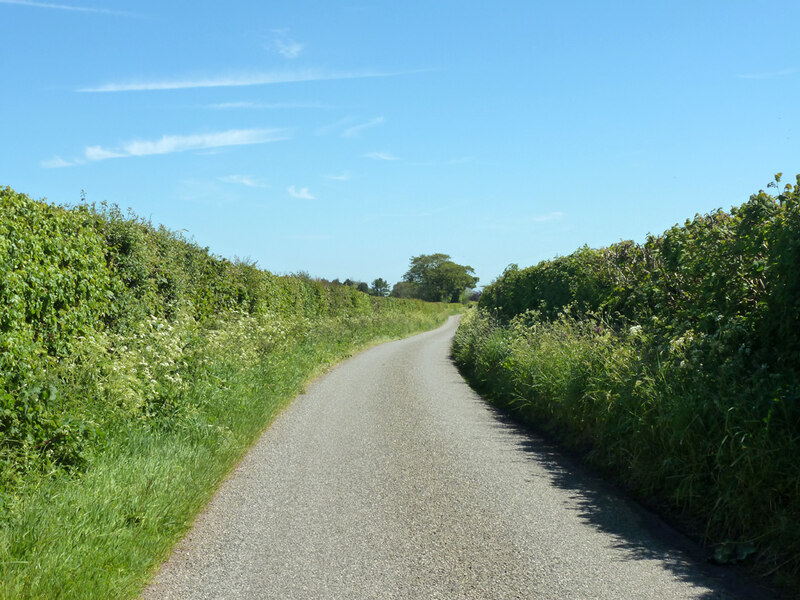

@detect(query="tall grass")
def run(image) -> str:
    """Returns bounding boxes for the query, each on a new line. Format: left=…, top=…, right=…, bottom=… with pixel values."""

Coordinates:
left=455, top=309, right=799, bottom=593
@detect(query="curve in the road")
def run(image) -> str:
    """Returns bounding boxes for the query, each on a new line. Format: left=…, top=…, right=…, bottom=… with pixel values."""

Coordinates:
left=142, top=316, right=767, bottom=599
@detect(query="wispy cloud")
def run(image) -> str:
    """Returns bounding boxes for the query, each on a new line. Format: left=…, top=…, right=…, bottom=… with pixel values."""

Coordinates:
left=270, top=29, right=304, bottom=59
left=0, top=0, right=133, bottom=15
left=46, top=129, right=289, bottom=166
left=288, top=185, right=315, bottom=200
left=204, top=101, right=333, bottom=110
left=41, top=156, right=81, bottom=168
left=83, top=129, right=289, bottom=160
left=79, top=69, right=406, bottom=93
left=218, top=174, right=269, bottom=188
left=275, top=39, right=304, bottom=59
left=364, top=151, right=398, bottom=161
left=737, top=68, right=796, bottom=80
left=342, top=116, right=384, bottom=138
left=316, top=116, right=384, bottom=138
left=324, top=172, right=350, bottom=181
left=84, top=146, right=124, bottom=161
left=315, top=117, right=355, bottom=136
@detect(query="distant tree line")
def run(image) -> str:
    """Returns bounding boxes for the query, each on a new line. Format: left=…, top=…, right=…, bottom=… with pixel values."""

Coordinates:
left=313, top=253, right=478, bottom=303
left=326, top=277, right=390, bottom=297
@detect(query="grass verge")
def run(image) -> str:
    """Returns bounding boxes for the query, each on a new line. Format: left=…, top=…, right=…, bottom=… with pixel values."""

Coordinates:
left=452, top=308, right=799, bottom=595
left=0, top=307, right=459, bottom=599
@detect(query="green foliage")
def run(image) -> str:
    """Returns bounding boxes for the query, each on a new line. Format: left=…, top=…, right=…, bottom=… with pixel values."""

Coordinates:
left=459, top=176, right=800, bottom=591
left=389, top=280, right=421, bottom=299
left=1, top=188, right=112, bottom=477
left=0, top=185, right=459, bottom=599
left=0, top=302, right=456, bottom=600
left=0, top=186, right=447, bottom=485
left=401, top=253, right=479, bottom=302
left=370, top=277, right=390, bottom=297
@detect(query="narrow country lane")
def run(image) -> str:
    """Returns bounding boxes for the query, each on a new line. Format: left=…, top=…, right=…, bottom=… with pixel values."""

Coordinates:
left=141, top=316, right=764, bottom=599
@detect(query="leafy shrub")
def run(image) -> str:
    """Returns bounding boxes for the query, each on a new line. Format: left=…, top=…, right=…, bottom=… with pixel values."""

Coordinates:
left=0, top=188, right=112, bottom=477
left=460, top=176, right=800, bottom=590
left=0, top=186, right=453, bottom=488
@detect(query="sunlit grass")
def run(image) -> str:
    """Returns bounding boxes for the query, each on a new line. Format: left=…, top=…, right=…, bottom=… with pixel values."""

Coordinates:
left=0, top=307, right=458, bottom=600
left=453, top=308, right=800, bottom=592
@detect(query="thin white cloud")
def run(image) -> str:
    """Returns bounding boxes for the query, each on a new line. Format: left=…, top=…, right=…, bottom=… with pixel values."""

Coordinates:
left=84, top=146, right=124, bottom=161
left=0, top=0, right=132, bottom=15
left=79, top=69, right=404, bottom=93
left=737, top=68, right=796, bottom=80
left=364, top=151, right=398, bottom=161
left=219, top=174, right=269, bottom=188
left=82, top=129, right=289, bottom=161
left=41, top=156, right=80, bottom=168
left=288, top=185, right=315, bottom=200
left=342, top=116, right=384, bottom=138
left=270, top=29, right=304, bottom=59
left=275, top=38, right=304, bottom=59
left=316, top=116, right=384, bottom=137
left=324, top=172, right=350, bottom=181
left=315, top=116, right=355, bottom=136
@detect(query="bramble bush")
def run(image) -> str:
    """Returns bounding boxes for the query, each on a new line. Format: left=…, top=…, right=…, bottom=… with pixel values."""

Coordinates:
left=455, top=175, right=800, bottom=590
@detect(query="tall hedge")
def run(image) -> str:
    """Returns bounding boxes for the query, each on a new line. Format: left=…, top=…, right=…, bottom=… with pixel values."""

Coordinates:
left=480, top=176, right=800, bottom=376
left=0, top=188, right=401, bottom=482
left=461, top=175, right=800, bottom=585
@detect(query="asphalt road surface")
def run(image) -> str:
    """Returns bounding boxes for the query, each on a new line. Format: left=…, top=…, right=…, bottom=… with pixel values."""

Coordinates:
left=142, top=316, right=766, bottom=599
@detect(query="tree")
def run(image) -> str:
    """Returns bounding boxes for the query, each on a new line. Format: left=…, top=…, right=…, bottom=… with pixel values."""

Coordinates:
left=370, top=278, right=390, bottom=296
left=342, top=278, right=370, bottom=293
left=389, top=281, right=420, bottom=298
left=401, top=253, right=478, bottom=303
left=403, top=253, right=451, bottom=286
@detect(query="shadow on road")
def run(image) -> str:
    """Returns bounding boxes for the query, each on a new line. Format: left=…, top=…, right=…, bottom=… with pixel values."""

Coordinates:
left=457, top=380, right=777, bottom=600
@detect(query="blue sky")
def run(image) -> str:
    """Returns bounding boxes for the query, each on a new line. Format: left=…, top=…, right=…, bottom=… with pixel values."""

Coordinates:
left=2, top=1, right=798, bottom=288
